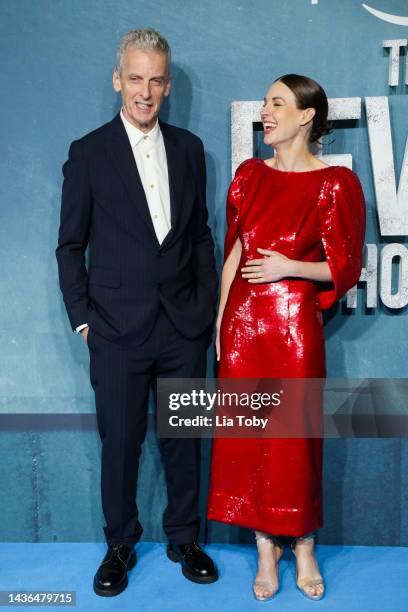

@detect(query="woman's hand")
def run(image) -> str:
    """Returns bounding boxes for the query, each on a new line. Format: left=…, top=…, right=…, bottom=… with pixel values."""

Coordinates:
left=241, top=248, right=295, bottom=283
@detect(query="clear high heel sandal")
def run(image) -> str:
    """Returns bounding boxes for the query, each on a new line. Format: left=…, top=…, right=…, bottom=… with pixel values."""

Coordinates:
left=253, top=533, right=283, bottom=602
left=291, top=537, right=325, bottom=601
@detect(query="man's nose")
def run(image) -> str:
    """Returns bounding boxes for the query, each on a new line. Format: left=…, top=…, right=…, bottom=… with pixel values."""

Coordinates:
left=141, top=81, right=151, bottom=99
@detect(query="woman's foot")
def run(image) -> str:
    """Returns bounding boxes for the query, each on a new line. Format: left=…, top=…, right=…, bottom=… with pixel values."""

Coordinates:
left=253, top=532, right=283, bottom=601
left=291, top=537, right=324, bottom=600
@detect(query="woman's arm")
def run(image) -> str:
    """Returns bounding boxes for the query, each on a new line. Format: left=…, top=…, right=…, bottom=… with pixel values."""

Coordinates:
left=216, top=237, right=242, bottom=360
left=290, top=260, right=332, bottom=283
left=241, top=248, right=332, bottom=284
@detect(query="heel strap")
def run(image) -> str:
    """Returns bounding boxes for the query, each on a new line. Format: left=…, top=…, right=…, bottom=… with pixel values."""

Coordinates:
left=255, top=533, right=273, bottom=543
left=291, top=536, right=315, bottom=551
left=255, top=533, right=281, bottom=547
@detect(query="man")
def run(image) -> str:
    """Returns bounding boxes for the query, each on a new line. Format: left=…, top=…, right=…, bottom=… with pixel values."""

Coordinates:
left=56, top=28, right=218, bottom=597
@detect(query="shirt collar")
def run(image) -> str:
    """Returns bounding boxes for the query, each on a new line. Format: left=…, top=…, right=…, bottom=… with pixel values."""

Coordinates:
left=120, top=108, right=161, bottom=147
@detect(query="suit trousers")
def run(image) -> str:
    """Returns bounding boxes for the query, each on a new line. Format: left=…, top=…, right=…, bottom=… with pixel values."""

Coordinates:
left=88, top=305, right=208, bottom=546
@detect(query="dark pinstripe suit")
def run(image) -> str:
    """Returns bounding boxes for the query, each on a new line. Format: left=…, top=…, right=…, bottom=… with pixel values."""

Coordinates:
left=56, top=113, right=218, bottom=545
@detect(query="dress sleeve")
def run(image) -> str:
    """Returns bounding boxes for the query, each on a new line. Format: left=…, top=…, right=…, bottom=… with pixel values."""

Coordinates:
left=223, top=159, right=254, bottom=263
left=317, top=166, right=366, bottom=310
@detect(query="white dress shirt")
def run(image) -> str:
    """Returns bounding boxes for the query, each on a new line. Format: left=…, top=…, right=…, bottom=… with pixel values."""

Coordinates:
left=120, top=109, right=171, bottom=244
left=75, top=109, right=171, bottom=334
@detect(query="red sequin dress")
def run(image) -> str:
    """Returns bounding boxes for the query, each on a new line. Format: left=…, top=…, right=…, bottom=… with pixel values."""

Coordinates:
left=207, top=158, right=365, bottom=536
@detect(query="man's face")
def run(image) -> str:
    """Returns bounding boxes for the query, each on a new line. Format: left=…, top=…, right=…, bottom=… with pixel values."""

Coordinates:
left=113, top=47, right=171, bottom=133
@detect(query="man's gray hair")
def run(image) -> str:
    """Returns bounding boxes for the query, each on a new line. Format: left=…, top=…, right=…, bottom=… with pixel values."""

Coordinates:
left=115, top=28, right=171, bottom=74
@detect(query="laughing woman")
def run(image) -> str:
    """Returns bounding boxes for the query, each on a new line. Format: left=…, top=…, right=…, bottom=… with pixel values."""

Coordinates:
left=208, top=74, right=365, bottom=602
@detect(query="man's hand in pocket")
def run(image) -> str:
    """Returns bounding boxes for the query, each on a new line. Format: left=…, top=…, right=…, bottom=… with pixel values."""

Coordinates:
left=81, top=326, right=90, bottom=344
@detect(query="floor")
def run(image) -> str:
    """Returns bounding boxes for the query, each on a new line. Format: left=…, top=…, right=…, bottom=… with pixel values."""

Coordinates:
left=0, top=542, right=406, bottom=611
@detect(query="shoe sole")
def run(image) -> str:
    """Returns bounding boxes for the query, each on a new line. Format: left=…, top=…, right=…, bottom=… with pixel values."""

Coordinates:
left=93, top=553, right=136, bottom=597
left=166, top=546, right=218, bottom=584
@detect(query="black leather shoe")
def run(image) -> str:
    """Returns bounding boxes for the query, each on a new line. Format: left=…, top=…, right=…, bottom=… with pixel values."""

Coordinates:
left=93, top=544, right=136, bottom=597
left=167, top=540, right=218, bottom=584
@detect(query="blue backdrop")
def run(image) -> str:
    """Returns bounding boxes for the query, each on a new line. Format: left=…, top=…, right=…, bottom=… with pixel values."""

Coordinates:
left=1, top=0, right=407, bottom=544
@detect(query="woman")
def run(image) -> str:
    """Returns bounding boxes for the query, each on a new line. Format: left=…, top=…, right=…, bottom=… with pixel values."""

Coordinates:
left=208, top=74, right=365, bottom=601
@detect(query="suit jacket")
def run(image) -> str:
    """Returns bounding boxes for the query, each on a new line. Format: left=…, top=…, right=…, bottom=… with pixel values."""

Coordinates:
left=56, top=113, right=218, bottom=345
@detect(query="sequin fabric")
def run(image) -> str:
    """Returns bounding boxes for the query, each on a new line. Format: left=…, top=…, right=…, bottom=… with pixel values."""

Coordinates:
left=207, top=158, right=366, bottom=536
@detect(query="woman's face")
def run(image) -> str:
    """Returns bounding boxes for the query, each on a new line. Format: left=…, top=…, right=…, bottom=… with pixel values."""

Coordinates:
left=261, top=80, right=313, bottom=148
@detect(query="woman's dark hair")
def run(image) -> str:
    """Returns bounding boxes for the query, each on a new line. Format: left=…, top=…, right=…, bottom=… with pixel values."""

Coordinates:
left=274, top=74, right=333, bottom=144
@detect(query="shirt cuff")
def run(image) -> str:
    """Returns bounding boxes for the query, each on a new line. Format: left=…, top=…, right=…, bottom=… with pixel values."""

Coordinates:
left=75, top=323, right=89, bottom=334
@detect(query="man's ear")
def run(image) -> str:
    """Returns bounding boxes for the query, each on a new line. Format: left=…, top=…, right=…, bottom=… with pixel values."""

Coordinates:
left=112, top=69, right=121, bottom=93
left=164, top=78, right=172, bottom=97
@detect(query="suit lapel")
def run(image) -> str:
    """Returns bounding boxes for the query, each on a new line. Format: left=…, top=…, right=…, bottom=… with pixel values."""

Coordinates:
left=104, top=114, right=159, bottom=244
left=159, top=120, right=185, bottom=248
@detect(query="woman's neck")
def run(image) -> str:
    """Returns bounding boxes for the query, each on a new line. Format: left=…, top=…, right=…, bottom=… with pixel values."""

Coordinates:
left=271, top=144, right=323, bottom=172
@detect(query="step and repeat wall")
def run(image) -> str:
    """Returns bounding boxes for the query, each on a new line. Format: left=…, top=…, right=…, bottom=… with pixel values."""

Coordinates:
left=1, top=0, right=408, bottom=544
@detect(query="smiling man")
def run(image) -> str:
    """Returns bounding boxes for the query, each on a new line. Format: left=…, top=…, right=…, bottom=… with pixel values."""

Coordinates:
left=56, top=28, right=218, bottom=596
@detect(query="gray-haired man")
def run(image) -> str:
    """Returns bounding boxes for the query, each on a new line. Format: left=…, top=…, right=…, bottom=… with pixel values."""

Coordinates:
left=56, top=28, right=218, bottom=596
